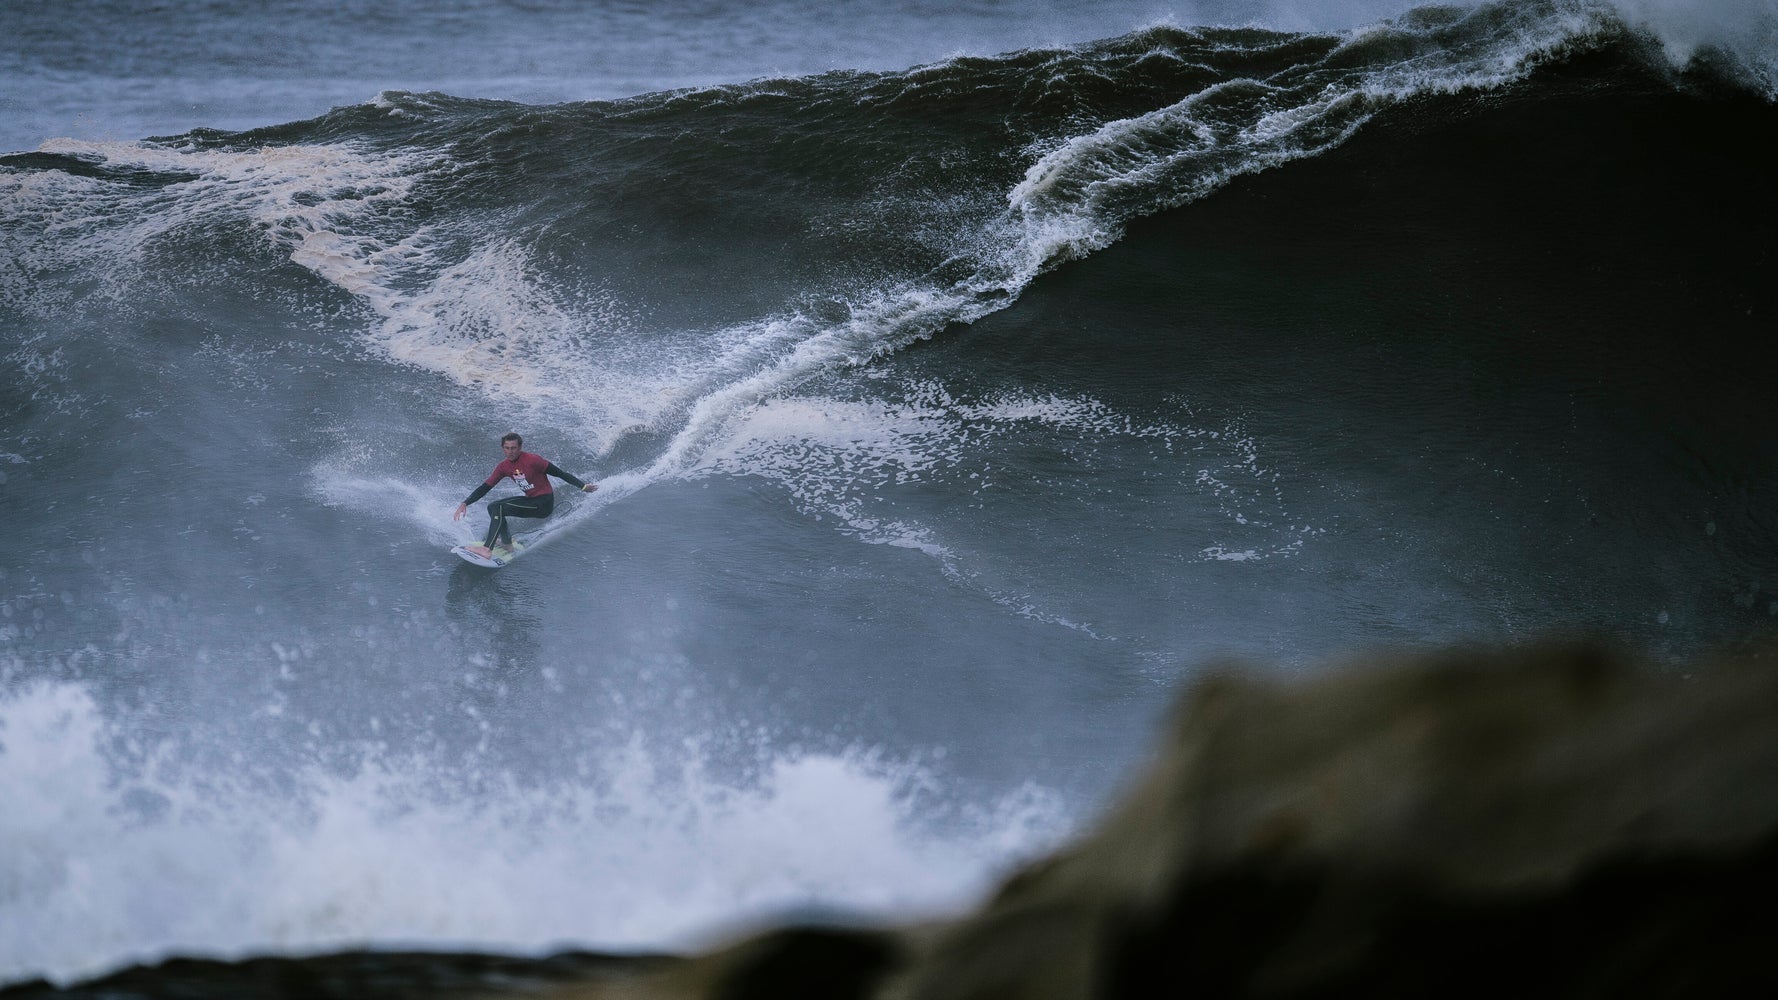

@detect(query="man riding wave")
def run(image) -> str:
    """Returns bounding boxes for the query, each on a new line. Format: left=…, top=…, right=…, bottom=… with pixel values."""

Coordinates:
left=453, top=432, right=597, bottom=558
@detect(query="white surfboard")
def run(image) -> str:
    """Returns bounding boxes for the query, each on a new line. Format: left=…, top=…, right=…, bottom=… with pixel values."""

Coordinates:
left=450, top=539, right=528, bottom=568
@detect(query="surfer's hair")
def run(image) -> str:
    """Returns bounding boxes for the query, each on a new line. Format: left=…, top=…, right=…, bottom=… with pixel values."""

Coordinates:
left=501, top=432, right=522, bottom=447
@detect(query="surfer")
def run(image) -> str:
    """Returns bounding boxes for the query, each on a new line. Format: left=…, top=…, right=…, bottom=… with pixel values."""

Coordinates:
left=454, top=433, right=597, bottom=557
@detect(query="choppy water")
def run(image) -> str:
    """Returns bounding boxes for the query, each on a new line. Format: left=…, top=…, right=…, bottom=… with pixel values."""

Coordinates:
left=3, top=0, right=1776, bottom=988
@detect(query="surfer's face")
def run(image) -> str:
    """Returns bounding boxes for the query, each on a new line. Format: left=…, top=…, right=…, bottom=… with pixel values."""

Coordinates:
left=502, top=439, right=521, bottom=460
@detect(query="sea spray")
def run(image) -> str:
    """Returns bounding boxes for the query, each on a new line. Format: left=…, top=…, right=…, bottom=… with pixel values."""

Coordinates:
left=0, top=682, right=1067, bottom=987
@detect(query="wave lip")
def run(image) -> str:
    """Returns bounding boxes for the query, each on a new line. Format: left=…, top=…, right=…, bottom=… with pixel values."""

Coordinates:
left=1607, top=0, right=1778, bottom=97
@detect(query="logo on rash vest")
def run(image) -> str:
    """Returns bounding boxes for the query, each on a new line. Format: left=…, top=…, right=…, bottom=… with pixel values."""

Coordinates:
left=511, top=470, right=535, bottom=492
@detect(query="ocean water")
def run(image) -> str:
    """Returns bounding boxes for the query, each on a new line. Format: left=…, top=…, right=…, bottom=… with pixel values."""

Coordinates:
left=3, top=0, right=1777, bottom=988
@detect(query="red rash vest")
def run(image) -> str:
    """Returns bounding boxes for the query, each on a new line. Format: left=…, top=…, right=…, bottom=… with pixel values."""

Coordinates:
left=485, top=452, right=556, bottom=497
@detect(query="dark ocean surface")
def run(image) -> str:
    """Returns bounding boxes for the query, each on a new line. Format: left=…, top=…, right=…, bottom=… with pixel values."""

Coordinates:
left=3, top=0, right=1776, bottom=989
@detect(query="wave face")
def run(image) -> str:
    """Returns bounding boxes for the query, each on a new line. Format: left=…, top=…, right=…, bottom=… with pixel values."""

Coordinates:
left=3, top=0, right=1777, bottom=988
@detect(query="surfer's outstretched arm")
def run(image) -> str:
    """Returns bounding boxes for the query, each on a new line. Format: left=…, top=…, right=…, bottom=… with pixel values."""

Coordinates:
left=546, top=463, right=597, bottom=493
left=454, top=481, right=496, bottom=521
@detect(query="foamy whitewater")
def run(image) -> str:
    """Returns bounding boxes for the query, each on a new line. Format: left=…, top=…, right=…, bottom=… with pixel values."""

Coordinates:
left=4, top=0, right=1776, bottom=989
left=0, top=682, right=1059, bottom=979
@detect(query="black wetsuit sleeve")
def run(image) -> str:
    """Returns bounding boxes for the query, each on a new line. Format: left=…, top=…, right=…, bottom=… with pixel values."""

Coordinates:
left=545, top=463, right=586, bottom=490
left=464, top=482, right=493, bottom=505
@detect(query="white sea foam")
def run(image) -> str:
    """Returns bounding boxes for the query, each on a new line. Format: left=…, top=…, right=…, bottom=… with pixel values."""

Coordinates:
left=683, top=379, right=1320, bottom=638
left=0, top=137, right=434, bottom=329
left=1608, top=0, right=1778, bottom=97
left=0, top=135, right=682, bottom=452
left=308, top=473, right=472, bottom=547
left=1007, top=0, right=1640, bottom=241
left=698, top=381, right=1311, bottom=548
left=0, top=682, right=1067, bottom=988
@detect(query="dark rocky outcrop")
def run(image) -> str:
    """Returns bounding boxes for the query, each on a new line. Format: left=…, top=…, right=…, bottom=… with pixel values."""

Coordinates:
left=11, top=641, right=1777, bottom=999
left=880, top=643, right=1778, bottom=1000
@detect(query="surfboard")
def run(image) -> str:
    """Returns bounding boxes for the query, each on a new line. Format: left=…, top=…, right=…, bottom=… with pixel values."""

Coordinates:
left=450, top=539, right=528, bottom=568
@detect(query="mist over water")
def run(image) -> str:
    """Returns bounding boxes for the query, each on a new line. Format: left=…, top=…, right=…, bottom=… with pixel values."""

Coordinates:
left=4, top=0, right=1777, bottom=989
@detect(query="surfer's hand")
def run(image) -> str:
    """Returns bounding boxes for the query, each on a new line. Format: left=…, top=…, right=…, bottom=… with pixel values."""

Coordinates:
left=453, top=503, right=466, bottom=520
left=583, top=483, right=598, bottom=493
